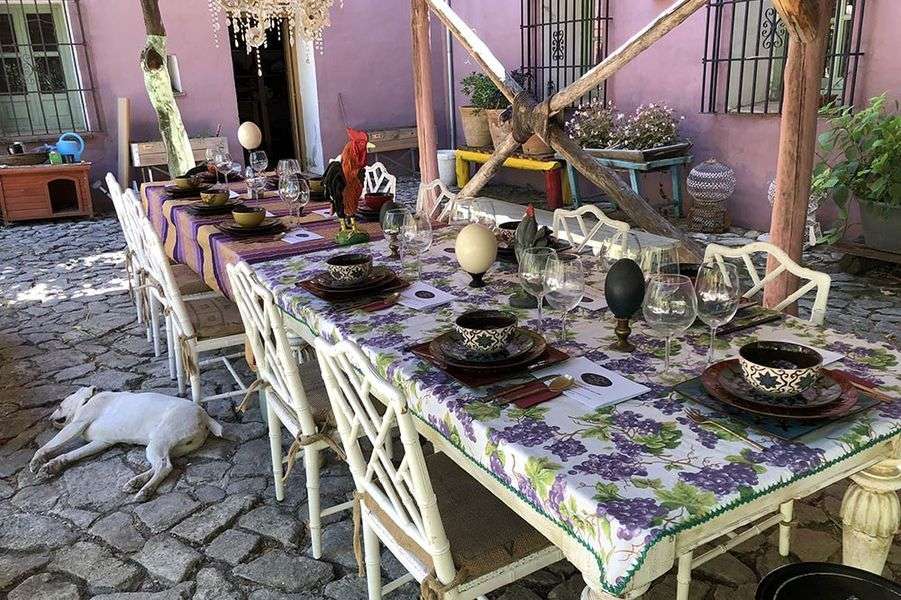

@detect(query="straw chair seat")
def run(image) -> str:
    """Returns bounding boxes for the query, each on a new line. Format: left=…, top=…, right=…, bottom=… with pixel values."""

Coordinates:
left=171, top=264, right=211, bottom=296
left=183, top=297, right=245, bottom=341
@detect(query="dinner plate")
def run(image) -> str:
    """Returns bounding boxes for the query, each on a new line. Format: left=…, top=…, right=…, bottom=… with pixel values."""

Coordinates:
left=701, top=361, right=860, bottom=420
left=432, top=328, right=541, bottom=364
left=429, top=328, right=547, bottom=371
left=216, top=218, right=284, bottom=237
left=496, top=238, right=572, bottom=263
left=311, top=266, right=396, bottom=293
left=713, top=359, right=843, bottom=408
left=186, top=200, right=244, bottom=215
left=165, top=184, right=212, bottom=197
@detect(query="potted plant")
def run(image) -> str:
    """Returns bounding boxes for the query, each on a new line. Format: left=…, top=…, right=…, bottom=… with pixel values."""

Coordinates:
left=812, top=94, right=901, bottom=252
left=565, top=101, right=691, bottom=161
left=460, top=72, right=503, bottom=147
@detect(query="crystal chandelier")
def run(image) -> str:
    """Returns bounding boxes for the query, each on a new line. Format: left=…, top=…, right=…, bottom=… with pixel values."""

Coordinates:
left=209, top=0, right=338, bottom=69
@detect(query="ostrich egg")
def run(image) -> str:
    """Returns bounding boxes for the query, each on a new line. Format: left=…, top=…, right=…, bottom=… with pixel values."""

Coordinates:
left=237, top=121, right=262, bottom=150
left=455, top=223, right=497, bottom=275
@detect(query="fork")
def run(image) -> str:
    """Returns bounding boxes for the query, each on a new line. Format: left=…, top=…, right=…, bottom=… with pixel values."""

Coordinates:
left=684, top=408, right=765, bottom=450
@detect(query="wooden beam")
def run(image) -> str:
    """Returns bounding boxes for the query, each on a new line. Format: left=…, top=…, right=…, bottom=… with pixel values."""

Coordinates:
left=763, top=0, right=834, bottom=312
left=457, top=133, right=521, bottom=199
left=548, top=0, right=707, bottom=114
left=422, top=0, right=521, bottom=102
left=549, top=127, right=704, bottom=259
left=117, top=97, right=131, bottom=187
left=773, top=0, right=822, bottom=43
left=411, top=0, right=439, bottom=212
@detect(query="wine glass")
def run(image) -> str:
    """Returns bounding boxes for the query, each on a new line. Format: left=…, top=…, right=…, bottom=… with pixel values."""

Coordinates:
left=215, top=152, right=233, bottom=187
left=518, top=247, right=557, bottom=333
left=279, top=174, right=301, bottom=216
left=381, top=207, right=411, bottom=258
left=297, top=178, right=310, bottom=215
left=399, top=212, right=433, bottom=278
left=204, top=147, right=217, bottom=181
left=603, top=230, right=642, bottom=265
left=642, top=274, right=698, bottom=374
left=695, top=261, right=742, bottom=363
left=244, top=166, right=265, bottom=200
left=277, top=158, right=301, bottom=178
left=544, top=255, right=585, bottom=341
left=640, top=243, right=681, bottom=278
left=250, top=150, right=268, bottom=175
left=469, top=199, right=497, bottom=230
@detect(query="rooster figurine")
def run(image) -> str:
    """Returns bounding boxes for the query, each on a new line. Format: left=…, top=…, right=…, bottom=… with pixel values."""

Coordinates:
left=323, top=128, right=374, bottom=246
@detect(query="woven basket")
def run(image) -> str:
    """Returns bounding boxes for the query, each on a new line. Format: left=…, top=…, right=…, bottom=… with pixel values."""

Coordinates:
left=689, top=202, right=730, bottom=233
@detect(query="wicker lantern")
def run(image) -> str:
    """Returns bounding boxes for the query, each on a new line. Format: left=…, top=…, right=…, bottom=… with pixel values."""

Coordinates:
left=686, top=159, right=735, bottom=233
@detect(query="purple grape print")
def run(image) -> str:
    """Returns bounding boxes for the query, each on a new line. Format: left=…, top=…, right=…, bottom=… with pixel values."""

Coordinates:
left=679, top=463, right=759, bottom=495
left=597, top=498, right=666, bottom=540
left=570, top=453, right=648, bottom=480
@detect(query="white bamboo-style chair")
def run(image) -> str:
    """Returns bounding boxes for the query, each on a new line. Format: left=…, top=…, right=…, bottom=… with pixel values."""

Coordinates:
left=703, top=241, right=831, bottom=325
left=551, top=205, right=630, bottom=255
left=131, top=189, right=248, bottom=402
left=227, top=261, right=353, bottom=558
left=419, top=179, right=459, bottom=222
left=105, top=173, right=145, bottom=330
left=363, top=162, right=397, bottom=197
left=314, top=336, right=563, bottom=600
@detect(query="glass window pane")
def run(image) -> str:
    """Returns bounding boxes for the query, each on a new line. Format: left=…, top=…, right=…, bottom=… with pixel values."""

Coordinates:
left=0, top=13, right=16, bottom=50
left=36, top=55, right=65, bottom=92
left=27, top=12, right=58, bottom=51
left=0, top=56, right=25, bottom=94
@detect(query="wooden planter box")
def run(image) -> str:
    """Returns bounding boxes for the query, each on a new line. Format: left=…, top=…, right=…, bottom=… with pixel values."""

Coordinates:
left=584, top=141, right=693, bottom=162
left=0, top=163, right=93, bottom=223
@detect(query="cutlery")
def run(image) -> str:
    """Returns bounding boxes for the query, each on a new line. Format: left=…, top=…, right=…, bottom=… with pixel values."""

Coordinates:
left=684, top=408, right=765, bottom=450
left=846, top=380, right=894, bottom=403
left=361, top=292, right=402, bottom=312
left=527, top=357, right=569, bottom=372
left=337, top=292, right=402, bottom=313
left=497, top=374, right=575, bottom=405
left=718, top=313, right=782, bottom=336
left=487, top=374, right=560, bottom=402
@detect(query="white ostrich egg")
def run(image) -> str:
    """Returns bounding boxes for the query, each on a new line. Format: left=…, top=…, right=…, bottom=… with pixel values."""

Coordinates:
left=455, top=223, right=498, bottom=275
left=237, top=121, right=262, bottom=150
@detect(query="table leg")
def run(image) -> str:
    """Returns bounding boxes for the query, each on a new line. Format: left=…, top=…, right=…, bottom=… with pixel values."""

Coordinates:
left=581, top=576, right=649, bottom=600
left=840, top=439, right=900, bottom=573
left=456, top=155, right=471, bottom=188
left=566, top=161, right=581, bottom=208
left=546, top=170, right=563, bottom=210
left=670, top=164, right=684, bottom=218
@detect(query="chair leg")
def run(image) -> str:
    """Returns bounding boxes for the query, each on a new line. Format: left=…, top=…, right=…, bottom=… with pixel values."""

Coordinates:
left=264, top=391, right=286, bottom=502
left=189, top=366, right=202, bottom=403
left=149, top=295, right=162, bottom=357
left=305, top=446, right=322, bottom=559
left=175, top=341, right=186, bottom=396
left=362, top=514, right=382, bottom=600
left=779, top=501, right=793, bottom=556
left=165, top=314, right=176, bottom=380
left=676, top=551, right=692, bottom=600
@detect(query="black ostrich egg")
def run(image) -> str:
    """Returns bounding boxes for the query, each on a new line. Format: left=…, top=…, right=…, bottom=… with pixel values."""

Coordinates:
left=378, top=200, right=398, bottom=228
left=604, top=258, right=645, bottom=319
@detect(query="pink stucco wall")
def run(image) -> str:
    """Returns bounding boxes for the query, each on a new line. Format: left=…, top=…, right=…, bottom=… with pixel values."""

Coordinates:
left=78, top=0, right=241, bottom=192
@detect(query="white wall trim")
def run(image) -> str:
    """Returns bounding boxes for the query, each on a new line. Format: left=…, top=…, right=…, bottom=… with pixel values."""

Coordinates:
left=295, top=39, right=325, bottom=174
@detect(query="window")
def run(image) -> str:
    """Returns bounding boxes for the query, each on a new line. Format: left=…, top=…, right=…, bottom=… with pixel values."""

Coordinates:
left=0, top=0, right=100, bottom=137
left=701, top=0, right=866, bottom=114
left=520, top=0, right=611, bottom=104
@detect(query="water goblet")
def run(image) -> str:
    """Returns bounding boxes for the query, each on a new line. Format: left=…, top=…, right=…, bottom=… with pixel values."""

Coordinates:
left=544, top=255, right=585, bottom=341
left=279, top=174, right=301, bottom=217
left=381, top=207, right=411, bottom=259
left=642, top=274, right=698, bottom=374
left=215, top=151, right=233, bottom=187
left=399, top=212, right=433, bottom=278
left=518, top=247, right=557, bottom=333
left=695, top=261, right=741, bottom=363
left=640, top=243, right=681, bottom=278
left=250, top=150, right=268, bottom=176
left=277, top=158, right=301, bottom=178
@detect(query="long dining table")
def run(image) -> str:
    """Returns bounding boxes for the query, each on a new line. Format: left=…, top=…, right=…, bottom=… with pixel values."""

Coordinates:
left=144, top=181, right=901, bottom=600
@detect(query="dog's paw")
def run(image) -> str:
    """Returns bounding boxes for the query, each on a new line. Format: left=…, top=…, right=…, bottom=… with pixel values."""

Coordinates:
left=37, top=459, right=63, bottom=478
left=29, top=453, right=47, bottom=474
left=133, top=489, right=153, bottom=502
left=122, top=476, right=144, bottom=493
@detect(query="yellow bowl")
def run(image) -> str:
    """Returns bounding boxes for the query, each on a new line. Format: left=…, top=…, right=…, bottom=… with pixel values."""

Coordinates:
left=173, top=176, right=195, bottom=190
left=308, top=178, right=323, bottom=193
left=200, top=190, right=229, bottom=206
left=232, top=208, right=266, bottom=228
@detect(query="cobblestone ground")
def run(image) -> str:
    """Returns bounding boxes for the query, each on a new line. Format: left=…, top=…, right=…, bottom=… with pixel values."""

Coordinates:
left=1, top=179, right=898, bottom=599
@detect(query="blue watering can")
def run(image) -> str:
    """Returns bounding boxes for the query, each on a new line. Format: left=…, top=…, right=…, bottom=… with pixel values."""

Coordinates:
left=52, top=132, right=85, bottom=161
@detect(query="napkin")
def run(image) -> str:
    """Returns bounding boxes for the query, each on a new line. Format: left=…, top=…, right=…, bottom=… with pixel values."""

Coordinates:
left=282, top=228, right=324, bottom=244
left=531, top=356, right=650, bottom=409
left=577, top=285, right=608, bottom=311
left=398, top=282, right=457, bottom=310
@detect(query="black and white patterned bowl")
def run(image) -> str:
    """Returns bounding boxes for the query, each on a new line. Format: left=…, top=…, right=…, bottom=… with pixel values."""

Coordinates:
left=454, top=310, right=517, bottom=355
left=326, top=253, right=373, bottom=284
left=738, top=341, right=823, bottom=398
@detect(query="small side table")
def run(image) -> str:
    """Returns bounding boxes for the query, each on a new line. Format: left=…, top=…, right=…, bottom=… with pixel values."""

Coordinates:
left=566, top=154, right=693, bottom=217
left=455, top=147, right=571, bottom=210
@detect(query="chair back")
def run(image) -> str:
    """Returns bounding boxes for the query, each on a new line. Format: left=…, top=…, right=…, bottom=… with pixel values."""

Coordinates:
left=363, top=162, right=397, bottom=197
left=106, top=173, right=140, bottom=255
left=703, top=241, right=831, bottom=325
left=227, top=261, right=319, bottom=436
left=313, top=336, right=456, bottom=585
left=128, top=189, right=196, bottom=338
left=551, top=205, right=630, bottom=256
left=419, top=179, right=458, bottom=222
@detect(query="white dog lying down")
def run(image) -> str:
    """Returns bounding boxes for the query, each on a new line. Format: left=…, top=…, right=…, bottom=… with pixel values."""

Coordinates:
left=30, top=386, right=224, bottom=501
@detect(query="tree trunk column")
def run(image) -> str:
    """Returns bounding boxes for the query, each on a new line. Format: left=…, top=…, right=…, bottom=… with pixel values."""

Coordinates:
left=411, top=0, right=439, bottom=213
left=763, top=0, right=834, bottom=312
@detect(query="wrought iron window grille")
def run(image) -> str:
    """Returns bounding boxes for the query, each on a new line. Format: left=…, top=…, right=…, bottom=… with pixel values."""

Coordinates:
left=0, top=0, right=100, bottom=139
left=520, top=0, right=611, bottom=105
left=701, top=0, right=866, bottom=115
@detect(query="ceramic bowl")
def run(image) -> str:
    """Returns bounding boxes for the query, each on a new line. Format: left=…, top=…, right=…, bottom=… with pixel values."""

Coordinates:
left=454, top=310, right=517, bottom=355
left=308, top=177, right=323, bottom=194
left=326, top=253, right=373, bottom=284
left=738, top=341, right=823, bottom=398
left=496, top=220, right=520, bottom=244
left=200, top=190, right=229, bottom=206
left=231, top=206, right=266, bottom=228
left=363, top=192, right=394, bottom=211
left=173, top=176, right=201, bottom=190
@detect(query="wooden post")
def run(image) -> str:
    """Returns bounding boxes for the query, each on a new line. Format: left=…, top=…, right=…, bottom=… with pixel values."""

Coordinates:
left=411, top=0, right=439, bottom=212
left=763, top=0, right=834, bottom=312
left=117, top=97, right=131, bottom=187
left=139, top=0, right=194, bottom=178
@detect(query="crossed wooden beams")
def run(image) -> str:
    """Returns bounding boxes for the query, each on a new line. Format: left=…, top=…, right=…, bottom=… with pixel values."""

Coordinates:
left=423, top=0, right=709, bottom=259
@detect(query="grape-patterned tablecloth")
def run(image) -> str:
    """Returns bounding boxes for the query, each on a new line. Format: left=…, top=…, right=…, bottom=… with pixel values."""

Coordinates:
left=251, top=229, right=901, bottom=595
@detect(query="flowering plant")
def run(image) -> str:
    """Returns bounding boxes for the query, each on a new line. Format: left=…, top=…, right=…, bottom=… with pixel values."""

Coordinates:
left=566, top=101, right=683, bottom=149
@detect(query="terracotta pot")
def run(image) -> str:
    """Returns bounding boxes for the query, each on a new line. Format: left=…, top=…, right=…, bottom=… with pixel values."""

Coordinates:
left=486, top=108, right=516, bottom=149
left=522, top=134, right=552, bottom=156
left=459, top=106, right=491, bottom=148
